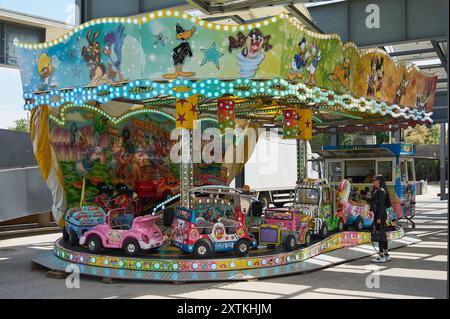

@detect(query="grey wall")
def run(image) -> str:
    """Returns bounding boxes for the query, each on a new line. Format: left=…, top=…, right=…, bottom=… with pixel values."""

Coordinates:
left=0, top=166, right=52, bottom=222
left=0, top=129, right=36, bottom=168
left=78, top=0, right=188, bottom=22
left=0, top=129, right=52, bottom=221
left=308, top=0, right=448, bottom=47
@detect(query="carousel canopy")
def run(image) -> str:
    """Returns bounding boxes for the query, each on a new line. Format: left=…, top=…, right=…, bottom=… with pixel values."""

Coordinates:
left=15, top=11, right=438, bottom=132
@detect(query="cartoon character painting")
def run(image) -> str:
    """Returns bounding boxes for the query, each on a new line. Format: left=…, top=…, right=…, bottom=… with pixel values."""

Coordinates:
left=37, top=53, right=57, bottom=90
left=288, top=38, right=309, bottom=80
left=366, top=56, right=384, bottom=98
left=228, top=28, right=272, bottom=78
left=375, top=57, right=384, bottom=98
left=163, top=24, right=196, bottom=79
left=103, top=25, right=126, bottom=82
left=331, top=57, right=351, bottom=91
left=416, top=79, right=434, bottom=112
left=81, top=28, right=109, bottom=85
left=394, top=74, right=409, bottom=105
left=304, top=41, right=321, bottom=85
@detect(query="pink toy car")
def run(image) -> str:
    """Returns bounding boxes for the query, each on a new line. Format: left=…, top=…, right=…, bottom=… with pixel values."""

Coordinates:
left=79, top=208, right=165, bottom=256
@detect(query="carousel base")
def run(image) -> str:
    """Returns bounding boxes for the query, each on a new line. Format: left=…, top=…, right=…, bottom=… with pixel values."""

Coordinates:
left=32, top=229, right=420, bottom=283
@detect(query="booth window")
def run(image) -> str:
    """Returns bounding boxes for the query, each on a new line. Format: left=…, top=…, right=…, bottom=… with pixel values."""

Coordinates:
left=377, top=161, right=393, bottom=182
left=345, top=160, right=376, bottom=183
left=328, top=162, right=342, bottom=183
left=407, top=161, right=415, bottom=181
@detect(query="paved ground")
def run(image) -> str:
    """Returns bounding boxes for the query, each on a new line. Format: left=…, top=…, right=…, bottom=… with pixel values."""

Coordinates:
left=0, top=185, right=447, bottom=299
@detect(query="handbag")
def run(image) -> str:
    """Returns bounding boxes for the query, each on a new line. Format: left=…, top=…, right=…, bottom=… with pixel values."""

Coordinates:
left=371, top=223, right=387, bottom=242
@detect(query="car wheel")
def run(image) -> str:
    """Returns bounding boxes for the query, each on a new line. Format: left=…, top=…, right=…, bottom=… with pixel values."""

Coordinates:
left=319, top=222, right=328, bottom=239
left=87, top=235, right=102, bottom=254
left=234, top=239, right=250, bottom=257
left=304, top=231, right=311, bottom=246
left=283, top=235, right=297, bottom=251
left=337, top=218, right=344, bottom=232
left=258, top=193, right=270, bottom=209
left=62, top=227, right=69, bottom=242
left=123, top=238, right=141, bottom=257
left=69, top=229, right=78, bottom=246
left=193, top=240, right=211, bottom=259
left=354, top=216, right=364, bottom=231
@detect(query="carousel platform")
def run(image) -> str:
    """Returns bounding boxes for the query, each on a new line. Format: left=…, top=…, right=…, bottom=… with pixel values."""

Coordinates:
left=31, top=228, right=420, bottom=283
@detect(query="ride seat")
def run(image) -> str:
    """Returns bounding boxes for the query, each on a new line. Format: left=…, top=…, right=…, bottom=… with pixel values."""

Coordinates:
left=112, top=213, right=134, bottom=229
left=196, top=217, right=214, bottom=235
left=219, top=217, right=239, bottom=234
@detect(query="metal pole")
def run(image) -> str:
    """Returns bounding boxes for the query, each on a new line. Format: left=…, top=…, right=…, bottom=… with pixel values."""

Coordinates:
left=395, top=129, right=401, bottom=143
left=235, top=166, right=245, bottom=189
left=439, top=123, right=447, bottom=200
left=180, top=128, right=193, bottom=208
left=331, top=128, right=339, bottom=146
left=297, top=140, right=307, bottom=182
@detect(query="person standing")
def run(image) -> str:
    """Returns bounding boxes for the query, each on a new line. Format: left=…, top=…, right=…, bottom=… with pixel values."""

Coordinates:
left=370, top=175, right=392, bottom=263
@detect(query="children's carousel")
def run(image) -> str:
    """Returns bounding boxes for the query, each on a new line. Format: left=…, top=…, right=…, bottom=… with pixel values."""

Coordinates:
left=16, top=11, right=435, bottom=282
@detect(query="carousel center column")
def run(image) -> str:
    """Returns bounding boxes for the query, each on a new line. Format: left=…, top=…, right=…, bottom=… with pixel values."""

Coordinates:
left=175, top=89, right=198, bottom=209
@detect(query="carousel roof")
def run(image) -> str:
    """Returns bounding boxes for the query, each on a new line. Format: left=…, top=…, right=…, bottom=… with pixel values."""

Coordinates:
left=14, top=11, right=438, bottom=132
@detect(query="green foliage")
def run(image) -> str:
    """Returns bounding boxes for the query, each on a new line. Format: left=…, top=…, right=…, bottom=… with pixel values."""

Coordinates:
left=414, top=158, right=442, bottom=182
left=404, top=124, right=441, bottom=145
left=8, top=119, right=28, bottom=132
left=310, top=133, right=331, bottom=152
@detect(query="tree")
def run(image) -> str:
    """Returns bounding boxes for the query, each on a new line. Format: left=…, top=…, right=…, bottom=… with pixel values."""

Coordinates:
left=8, top=119, right=28, bottom=132
left=404, top=124, right=440, bottom=145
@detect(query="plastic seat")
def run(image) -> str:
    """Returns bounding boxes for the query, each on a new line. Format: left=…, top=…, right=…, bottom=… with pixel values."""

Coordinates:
left=196, top=217, right=214, bottom=234
left=219, top=217, right=239, bottom=234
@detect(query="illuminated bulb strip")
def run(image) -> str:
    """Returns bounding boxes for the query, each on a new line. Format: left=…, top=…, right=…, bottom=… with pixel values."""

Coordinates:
left=50, top=103, right=175, bottom=127
left=15, top=11, right=288, bottom=49
left=24, top=78, right=430, bottom=123
left=152, top=194, right=181, bottom=215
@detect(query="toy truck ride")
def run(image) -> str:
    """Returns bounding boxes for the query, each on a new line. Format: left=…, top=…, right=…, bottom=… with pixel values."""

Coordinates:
left=257, top=207, right=311, bottom=251
left=293, top=179, right=346, bottom=238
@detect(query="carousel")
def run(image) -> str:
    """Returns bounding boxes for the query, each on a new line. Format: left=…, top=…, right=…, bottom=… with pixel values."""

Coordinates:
left=15, top=11, right=435, bottom=282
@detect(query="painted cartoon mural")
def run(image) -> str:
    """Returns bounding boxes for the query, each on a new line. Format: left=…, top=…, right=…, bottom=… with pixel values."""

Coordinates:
left=228, top=28, right=272, bottom=78
left=50, top=108, right=226, bottom=207
left=163, top=24, right=196, bottom=79
left=16, top=13, right=437, bottom=110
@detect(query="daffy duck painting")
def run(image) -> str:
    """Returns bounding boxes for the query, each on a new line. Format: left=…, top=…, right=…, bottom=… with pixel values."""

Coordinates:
left=163, top=24, right=196, bottom=79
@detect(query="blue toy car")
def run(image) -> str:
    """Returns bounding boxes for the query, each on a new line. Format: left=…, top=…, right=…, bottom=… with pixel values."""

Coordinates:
left=63, top=206, right=106, bottom=245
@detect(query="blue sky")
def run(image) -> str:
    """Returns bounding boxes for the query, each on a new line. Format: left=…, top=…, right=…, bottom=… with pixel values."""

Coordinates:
left=0, top=0, right=75, bottom=23
left=0, top=0, right=75, bottom=128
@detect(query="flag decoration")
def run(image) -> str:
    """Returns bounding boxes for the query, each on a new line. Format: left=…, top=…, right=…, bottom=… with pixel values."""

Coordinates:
left=283, top=108, right=300, bottom=139
left=176, top=95, right=198, bottom=129
left=218, top=98, right=236, bottom=133
left=298, top=108, right=312, bottom=140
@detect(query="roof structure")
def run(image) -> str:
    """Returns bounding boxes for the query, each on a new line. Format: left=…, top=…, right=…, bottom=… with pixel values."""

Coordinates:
left=14, top=11, right=438, bottom=132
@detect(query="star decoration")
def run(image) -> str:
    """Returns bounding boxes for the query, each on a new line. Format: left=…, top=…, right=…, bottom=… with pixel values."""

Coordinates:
left=200, top=41, right=225, bottom=69
left=287, top=34, right=294, bottom=47
left=177, top=99, right=188, bottom=107
left=177, top=112, right=186, bottom=125
left=305, top=119, right=311, bottom=128
left=153, top=32, right=168, bottom=47
left=190, top=102, right=197, bottom=115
